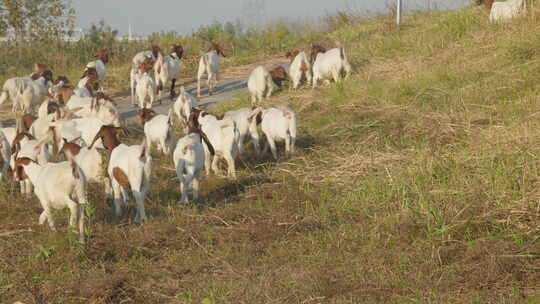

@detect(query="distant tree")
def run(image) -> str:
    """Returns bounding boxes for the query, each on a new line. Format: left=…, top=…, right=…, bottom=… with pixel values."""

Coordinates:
left=86, top=19, right=118, bottom=43
left=83, top=19, right=119, bottom=53
left=0, top=0, right=75, bottom=38
left=224, top=21, right=236, bottom=37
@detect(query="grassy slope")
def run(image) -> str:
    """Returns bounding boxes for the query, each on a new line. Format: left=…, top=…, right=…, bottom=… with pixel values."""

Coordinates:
left=2, top=5, right=540, bottom=304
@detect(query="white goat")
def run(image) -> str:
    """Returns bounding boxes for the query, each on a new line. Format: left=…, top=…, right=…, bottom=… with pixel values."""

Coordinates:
left=0, top=72, right=53, bottom=113
left=173, top=86, right=198, bottom=129
left=173, top=129, right=214, bottom=204
left=197, top=43, right=226, bottom=97
left=251, top=105, right=297, bottom=159
left=28, top=115, right=57, bottom=148
left=14, top=144, right=88, bottom=242
left=138, top=108, right=173, bottom=155
left=130, top=48, right=161, bottom=105
left=59, top=138, right=105, bottom=185
left=247, top=66, right=276, bottom=105
left=73, top=74, right=99, bottom=98
left=312, top=47, right=352, bottom=89
left=89, top=126, right=152, bottom=223
left=11, top=132, right=50, bottom=195
left=86, top=49, right=109, bottom=83
left=190, top=108, right=239, bottom=178
left=48, top=78, right=67, bottom=99
left=43, top=114, right=115, bottom=152
left=66, top=94, right=121, bottom=126
left=37, top=98, right=62, bottom=120
left=490, top=0, right=526, bottom=22
left=287, top=50, right=312, bottom=89
left=135, top=63, right=156, bottom=109
left=223, top=107, right=261, bottom=155
left=155, top=45, right=183, bottom=102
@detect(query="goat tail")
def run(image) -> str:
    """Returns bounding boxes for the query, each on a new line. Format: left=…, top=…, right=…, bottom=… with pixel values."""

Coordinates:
left=69, top=156, right=88, bottom=243
left=276, top=105, right=296, bottom=136
left=68, top=155, right=89, bottom=205
left=249, top=106, right=263, bottom=121
left=300, top=57, right=309, bottom=73
left=176, top=158, right=185, bottom=184
left=288, top=113, right=297, bottom=140
left=143, top=153, right=153, bottom=191
left=339, top=46, right=346, bottom=61
left=167, top=109, right=173, bottom=126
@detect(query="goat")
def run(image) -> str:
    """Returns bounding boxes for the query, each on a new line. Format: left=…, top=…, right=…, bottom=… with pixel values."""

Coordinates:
left=58, top=138, right=110, bottom=197
left=85, top=49, right=109, bottom=84
left=89, top=126, right=152, bottom=223
left=286, top=50, right=312, bottom=89
left=247, top=66, right=285, bottom=106
left=33, top=63, right=50, bottom=76
left=37, top=98, right=62, bottom=120
left=0, top=70, right=53, bottom=113
left=250, top=105, right=297, bottom=159
left=132, top=46, right=162, bottom=68
left=14, top=142, right=88, bottom=243
left=11, top=132, right=50, bottom=195
left=173, top=86, right=198, bottom=130
left=66, top=93, right=121, bottom=126
left=51, top=116, right=124, bottom=150
left=173, top=126, right=214, bottom=204
left=309, top=44, right=327, bottom=64
left=20, top=114, right=38, bottom=133
left=135, top=62, right=156, bottom=109
left=312, top=47, right=352, bottom=88
left=197, top=43, right=226, bottom=97
left=49, top=76, right=72, bottom=105
left=189, top=108, right=239, bottom=178
left=28, top=114, right=59, bottom=153
left=138, top=108, right=173, bottom=155
left=223, top=107, right=261, bottom=155
left=490, top=0, right=526, bottom=22
left=476, top=0, right=495, bottom=9
left=130, top=47, right=161, bottom=105
left=74, top=69, right=100, bottom=97
left=155, top=44, right=183, bottom=102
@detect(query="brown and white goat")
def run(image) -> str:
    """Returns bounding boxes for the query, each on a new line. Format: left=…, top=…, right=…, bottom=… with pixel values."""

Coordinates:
left=197, top=43, right=226, bottom=97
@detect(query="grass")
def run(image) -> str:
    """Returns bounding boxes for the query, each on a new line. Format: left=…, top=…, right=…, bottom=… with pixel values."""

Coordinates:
left=2, top=3, right=540, bottom=303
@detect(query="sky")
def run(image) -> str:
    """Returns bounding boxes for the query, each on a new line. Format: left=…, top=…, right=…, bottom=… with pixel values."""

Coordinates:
left=70, top=0, right=470, bottom=36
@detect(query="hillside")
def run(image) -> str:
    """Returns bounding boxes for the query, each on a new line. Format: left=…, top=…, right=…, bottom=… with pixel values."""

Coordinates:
left=1, top=4, right=540, bottom=303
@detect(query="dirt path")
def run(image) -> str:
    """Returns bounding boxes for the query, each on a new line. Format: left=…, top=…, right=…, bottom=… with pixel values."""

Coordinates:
left=0, top=57, right=287, bottom=125
left=109, top=57, right=287, bottom=122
